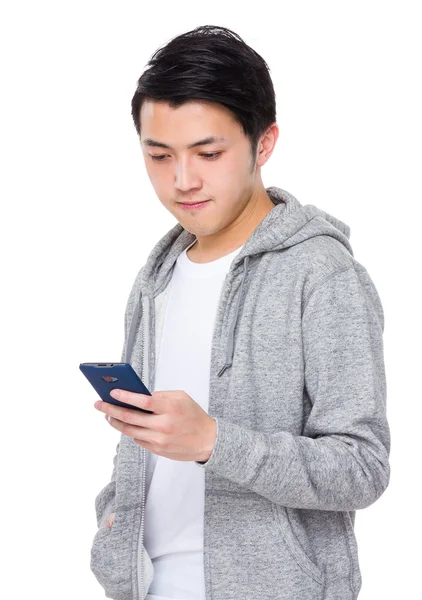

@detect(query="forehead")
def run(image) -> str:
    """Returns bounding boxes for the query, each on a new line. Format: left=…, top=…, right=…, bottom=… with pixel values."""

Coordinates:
left=139, top=99, right=242, bottom=147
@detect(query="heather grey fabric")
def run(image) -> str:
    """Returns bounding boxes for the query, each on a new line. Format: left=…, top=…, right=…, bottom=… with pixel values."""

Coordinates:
left=90, top=186, right=391, bottom=600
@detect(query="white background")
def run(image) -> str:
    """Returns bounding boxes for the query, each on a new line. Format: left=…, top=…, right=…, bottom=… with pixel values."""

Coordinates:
left=1, top=1, right=420, bottom=598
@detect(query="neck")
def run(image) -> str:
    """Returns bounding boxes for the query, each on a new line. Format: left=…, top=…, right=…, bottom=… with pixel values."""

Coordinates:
left=187, top=188, right=276, bottom=264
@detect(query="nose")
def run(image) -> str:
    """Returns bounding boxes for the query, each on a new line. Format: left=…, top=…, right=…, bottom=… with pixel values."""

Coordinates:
left=174, top=157, right=202, bottom=192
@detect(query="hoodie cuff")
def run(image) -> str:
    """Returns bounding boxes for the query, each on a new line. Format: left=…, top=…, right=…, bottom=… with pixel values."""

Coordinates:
left=194, top=417, right=268, bottom=479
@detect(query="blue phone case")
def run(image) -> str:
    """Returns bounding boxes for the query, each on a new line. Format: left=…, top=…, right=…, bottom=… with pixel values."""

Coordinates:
left=79, top=362, right=154, bottom=414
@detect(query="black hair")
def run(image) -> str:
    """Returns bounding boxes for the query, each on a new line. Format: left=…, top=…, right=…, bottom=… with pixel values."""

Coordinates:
left=131, top=25, right=277, bottom=168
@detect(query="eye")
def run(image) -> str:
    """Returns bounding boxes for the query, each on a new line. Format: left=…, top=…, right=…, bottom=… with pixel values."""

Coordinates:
left=149, top=152, right=222, bottom=162
left=200, top=152, right=221, bottom=159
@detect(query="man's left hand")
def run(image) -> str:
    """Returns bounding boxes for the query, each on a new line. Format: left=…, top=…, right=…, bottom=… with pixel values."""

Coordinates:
left=94, top=389, right=217, bottom=463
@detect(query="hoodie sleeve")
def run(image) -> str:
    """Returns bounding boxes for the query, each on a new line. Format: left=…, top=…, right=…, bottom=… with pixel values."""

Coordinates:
left=195, top=265, right=391, bottom=512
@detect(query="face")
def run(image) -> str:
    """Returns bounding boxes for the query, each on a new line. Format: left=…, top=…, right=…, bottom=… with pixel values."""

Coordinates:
left=139, top=99, right=261, bottom=238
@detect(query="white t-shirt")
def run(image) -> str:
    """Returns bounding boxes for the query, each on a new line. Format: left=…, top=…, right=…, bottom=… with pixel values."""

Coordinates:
left=139, top=239, right=245, bottom=600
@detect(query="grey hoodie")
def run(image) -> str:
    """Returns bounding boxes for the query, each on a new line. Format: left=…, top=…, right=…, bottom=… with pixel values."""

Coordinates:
left=90, top=186, right=391, bottom=600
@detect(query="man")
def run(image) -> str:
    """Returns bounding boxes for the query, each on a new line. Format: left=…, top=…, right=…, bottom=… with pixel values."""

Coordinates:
left=91, top=25, right=391, bottom=600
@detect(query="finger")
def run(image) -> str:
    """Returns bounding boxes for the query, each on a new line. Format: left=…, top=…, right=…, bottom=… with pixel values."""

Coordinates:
left=133, top=437, right=158, bottom=452
left=107, top=414, right=156, bottom=445
left=99, top=401, right=156, bottom=427
left=105, top=513, right=115, bottom=528
left=110, top=389, right=157, bottom=413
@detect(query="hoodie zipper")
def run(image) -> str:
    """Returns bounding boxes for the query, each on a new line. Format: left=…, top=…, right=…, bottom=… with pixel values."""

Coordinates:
left=138, top=294, right=149, bottom=599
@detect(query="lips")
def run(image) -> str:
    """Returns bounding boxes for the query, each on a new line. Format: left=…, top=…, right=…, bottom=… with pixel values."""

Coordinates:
left=177, top=199, right=212, bottom=210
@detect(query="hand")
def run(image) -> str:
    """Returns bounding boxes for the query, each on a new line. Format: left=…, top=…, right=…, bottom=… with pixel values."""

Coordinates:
left=94, top=389, right=217, bottom=463
left=104, top=512, right=115, bottom=528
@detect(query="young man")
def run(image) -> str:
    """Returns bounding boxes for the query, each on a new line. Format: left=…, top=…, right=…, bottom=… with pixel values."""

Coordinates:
left=91, top=25, right=391, bottom=600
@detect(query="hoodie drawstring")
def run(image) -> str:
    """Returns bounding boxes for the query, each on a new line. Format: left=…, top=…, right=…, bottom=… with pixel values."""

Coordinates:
left=217, top=255, right=250, bottom=377
left=125, top=296, right=142, bottom=365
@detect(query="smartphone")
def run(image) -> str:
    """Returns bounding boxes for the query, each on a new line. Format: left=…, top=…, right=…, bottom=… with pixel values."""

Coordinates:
left=79, top=362, right=154, bottom=414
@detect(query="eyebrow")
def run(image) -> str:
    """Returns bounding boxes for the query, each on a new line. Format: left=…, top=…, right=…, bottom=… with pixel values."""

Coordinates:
left=141, top=135, right=228, bottom=150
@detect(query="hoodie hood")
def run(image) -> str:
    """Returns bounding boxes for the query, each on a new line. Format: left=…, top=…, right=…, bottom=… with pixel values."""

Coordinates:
left=127, top=187, right=353, bottom=373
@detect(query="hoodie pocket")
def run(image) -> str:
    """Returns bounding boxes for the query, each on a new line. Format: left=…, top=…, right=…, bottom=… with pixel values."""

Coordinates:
left=90, top=508, right=133, bottom=595
left=272, top=504, right=325, bottom=586
left=207, top=492, right=325, bottom=599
